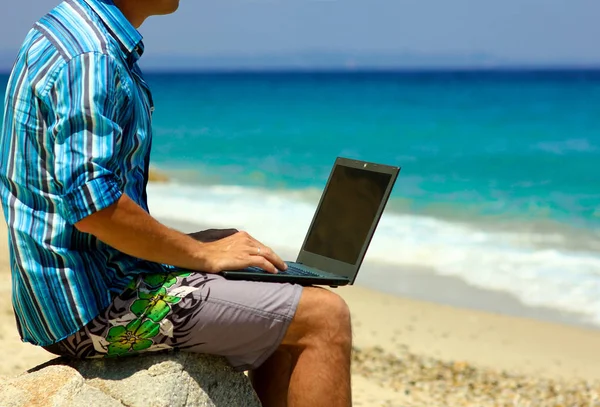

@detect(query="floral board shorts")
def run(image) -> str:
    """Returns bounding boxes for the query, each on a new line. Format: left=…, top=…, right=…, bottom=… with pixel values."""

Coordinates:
left=44, top=270, right=303, bottom=371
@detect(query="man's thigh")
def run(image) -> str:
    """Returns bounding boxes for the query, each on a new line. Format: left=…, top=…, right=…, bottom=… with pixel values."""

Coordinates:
left=51, top=270, right=303, bottom=371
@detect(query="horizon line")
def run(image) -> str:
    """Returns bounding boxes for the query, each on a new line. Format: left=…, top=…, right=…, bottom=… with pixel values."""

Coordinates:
left=2, top=65, right=600, bottom=75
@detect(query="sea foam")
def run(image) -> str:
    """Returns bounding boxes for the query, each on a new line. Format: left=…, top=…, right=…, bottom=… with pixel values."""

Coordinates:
left=147, top=182, right=600, bottom=326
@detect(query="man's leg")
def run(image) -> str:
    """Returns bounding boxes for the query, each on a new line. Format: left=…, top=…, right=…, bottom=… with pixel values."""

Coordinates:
left=46, top=272, right=350, bottom=406
left=251, top=287, right=352, bottom=407
left=249, top=346, right=298, bottom=407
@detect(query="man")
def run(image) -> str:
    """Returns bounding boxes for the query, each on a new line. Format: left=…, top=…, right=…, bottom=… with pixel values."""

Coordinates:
left=0, top=0, right=352, bottom=406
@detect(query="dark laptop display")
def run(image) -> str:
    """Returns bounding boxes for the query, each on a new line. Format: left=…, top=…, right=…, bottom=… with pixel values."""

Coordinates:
left=221, top=157, right=400, bottom=287
left=303, top=164, right=393, bottom=265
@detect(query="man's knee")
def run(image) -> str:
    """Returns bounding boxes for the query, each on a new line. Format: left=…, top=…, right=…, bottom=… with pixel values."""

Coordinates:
left=282, top=287, right=352, bottom=348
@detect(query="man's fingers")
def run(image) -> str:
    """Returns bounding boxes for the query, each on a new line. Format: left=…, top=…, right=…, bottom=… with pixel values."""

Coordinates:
left=242, top=233, right=287, bottom=271
left=265, top=250, right=286, bottom=271
left=251, top=256, right=278, bottom=274
left=252, top=244, right=286, bottom=271
left=247, top=243, right=282, bottom=274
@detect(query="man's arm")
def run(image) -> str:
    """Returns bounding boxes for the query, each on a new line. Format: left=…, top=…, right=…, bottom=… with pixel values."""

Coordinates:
left=75, top=193, right=285, bottom=273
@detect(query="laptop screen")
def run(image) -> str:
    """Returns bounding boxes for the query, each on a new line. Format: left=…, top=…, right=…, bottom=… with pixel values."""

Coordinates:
left=303, top=164, right=393, bottom=265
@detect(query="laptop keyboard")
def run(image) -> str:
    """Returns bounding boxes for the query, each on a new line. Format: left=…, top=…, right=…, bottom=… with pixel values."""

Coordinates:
left=246, top=263, right=321, bottom=277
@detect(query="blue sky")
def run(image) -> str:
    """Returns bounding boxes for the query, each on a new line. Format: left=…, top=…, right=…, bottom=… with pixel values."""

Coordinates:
left=1, top=0, right=599, bottom=70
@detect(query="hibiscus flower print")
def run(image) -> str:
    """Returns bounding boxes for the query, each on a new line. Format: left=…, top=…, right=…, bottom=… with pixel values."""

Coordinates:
left=131, top=287, right=182, bottom=322
left=106, top=319, right=160, bottom=356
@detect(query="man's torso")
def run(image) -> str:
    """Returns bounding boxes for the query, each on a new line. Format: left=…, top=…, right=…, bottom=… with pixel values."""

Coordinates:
left=0, top=0, right=161, bottom=346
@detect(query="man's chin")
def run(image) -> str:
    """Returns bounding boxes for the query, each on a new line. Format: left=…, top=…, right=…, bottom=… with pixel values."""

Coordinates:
left=158, top=1, right=180, bottom=15
left=169, top=1, right=181, bottom=14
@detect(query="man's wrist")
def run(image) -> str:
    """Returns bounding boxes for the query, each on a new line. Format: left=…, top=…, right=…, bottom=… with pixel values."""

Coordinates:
left=186, top=238, right=213, bottom=273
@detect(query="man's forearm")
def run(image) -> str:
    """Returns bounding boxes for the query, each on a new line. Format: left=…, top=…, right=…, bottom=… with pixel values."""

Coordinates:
left=75, top=194, right=207, bottom=270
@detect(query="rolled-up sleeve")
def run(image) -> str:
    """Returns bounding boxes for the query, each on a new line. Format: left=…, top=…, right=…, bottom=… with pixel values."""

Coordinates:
left=44, top=52, right=127, bottom=225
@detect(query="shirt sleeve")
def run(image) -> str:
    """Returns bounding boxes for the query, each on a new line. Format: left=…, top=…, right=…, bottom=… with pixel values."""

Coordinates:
left=44, top=52, right=127, bottom=225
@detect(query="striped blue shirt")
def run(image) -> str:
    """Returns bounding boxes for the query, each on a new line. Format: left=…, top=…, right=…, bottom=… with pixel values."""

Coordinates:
left=0, top=0, right=161, bottom=346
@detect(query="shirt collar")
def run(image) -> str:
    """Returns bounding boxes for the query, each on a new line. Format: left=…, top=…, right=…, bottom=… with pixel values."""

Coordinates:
left=81, top=0, right=144, bottom=60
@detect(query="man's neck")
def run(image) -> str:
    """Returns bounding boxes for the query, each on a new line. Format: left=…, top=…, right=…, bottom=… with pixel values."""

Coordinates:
left=112, top=0, right=146, bottom=28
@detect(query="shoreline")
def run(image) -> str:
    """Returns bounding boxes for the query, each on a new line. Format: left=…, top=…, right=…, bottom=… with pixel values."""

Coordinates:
left=356, top=260, right=599, bottom=331
left=145, top=179, right=600, bottom=329
left=159, top=215, right=599, bottom=331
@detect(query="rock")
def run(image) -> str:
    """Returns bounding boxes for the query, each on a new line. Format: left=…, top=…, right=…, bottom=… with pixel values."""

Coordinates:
left=0, top=352, right=262, bottom=407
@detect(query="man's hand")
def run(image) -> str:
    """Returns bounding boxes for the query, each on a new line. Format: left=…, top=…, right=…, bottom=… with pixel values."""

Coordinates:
left=198, top=231, right=287, bottom=274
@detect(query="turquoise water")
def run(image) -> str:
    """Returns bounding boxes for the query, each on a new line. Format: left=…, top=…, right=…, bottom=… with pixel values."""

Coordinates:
left=145, top=71, right=600, bottom=231
left=2, top=70, right=600, bottom=323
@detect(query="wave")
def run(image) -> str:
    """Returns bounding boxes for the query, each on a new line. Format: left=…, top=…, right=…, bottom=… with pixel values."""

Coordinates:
left=147, top=182, right=600, bottom=325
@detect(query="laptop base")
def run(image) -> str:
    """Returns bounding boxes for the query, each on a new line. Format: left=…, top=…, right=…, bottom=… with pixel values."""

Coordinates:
left=220, top=262, right=350, bottom=287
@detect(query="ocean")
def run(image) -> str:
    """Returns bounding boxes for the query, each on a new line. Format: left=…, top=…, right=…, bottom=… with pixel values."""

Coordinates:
left=2, top=69, right=600, bottom=325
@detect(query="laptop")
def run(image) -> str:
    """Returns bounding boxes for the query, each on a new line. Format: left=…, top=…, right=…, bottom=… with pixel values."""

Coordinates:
left=220, top=157, right=400, bottom=287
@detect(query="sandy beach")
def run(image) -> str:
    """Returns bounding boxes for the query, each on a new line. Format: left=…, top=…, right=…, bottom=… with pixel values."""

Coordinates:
left=2, top=216, right=600, bottom=406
